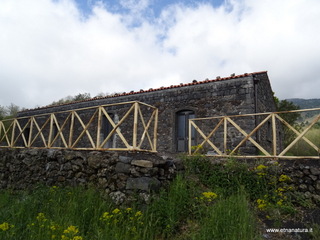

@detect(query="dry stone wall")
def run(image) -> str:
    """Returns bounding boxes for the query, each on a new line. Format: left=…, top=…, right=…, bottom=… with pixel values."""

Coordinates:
left=1, top=148, right=319, bottom=204
left=280, top=159, right=320, bottom=203
left=0, top=149, right=178, bottom=204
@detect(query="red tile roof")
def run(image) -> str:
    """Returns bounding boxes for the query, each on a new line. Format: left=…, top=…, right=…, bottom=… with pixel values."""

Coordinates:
left=20, top=71, right=267, bottom=112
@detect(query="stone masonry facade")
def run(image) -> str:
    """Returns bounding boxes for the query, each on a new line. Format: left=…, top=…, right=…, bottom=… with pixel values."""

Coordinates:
left=17, top=71, right=277, bottom=154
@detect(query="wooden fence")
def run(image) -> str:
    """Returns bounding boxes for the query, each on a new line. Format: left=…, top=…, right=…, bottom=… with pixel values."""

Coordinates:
left=0, top=101, right=158, bottom=152
left=189, top=108, right=320, bottom=159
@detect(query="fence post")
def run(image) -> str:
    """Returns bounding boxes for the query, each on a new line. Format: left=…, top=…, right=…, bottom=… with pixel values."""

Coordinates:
left=224, top=117, right=227, bottom=154
left=96, top=107, right=102, bottom=149
left=28, top=117, right=34, bottom=147
left=69, top=111, right=75, bottom=148
left=133, top=102, right=139, bottom=149
left=10, top=120, right=17, bottom=148
left=153, top=108, right=158, bottom=152
left=48, top=114, right=54, bottom=147
left=188, top=119, right=192, bottom=155
left=271, top=113, right=277, bottom=156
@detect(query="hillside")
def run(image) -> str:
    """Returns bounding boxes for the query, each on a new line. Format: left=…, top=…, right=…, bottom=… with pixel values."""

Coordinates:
left=286, top=98, right=320, bottom=109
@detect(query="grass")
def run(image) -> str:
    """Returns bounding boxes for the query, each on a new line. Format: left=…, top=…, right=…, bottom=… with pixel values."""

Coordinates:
left=287, top=128, right=320, bottom=156
left=1, top=155, right=319, bottom=240
left=193, top=190, right=259, bottom=240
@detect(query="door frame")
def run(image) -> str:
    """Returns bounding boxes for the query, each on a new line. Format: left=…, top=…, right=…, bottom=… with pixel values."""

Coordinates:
left=176, top=109, right=196, bottom=152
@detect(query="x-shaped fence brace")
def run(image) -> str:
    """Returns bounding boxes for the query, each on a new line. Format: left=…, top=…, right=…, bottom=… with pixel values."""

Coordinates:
left=189, top=108, right=320, bottom=159
left=0, top=101, right=158, bottom=152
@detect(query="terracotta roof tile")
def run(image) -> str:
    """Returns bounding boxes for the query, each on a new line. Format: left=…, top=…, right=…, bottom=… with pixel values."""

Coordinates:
left=20, top=71, right=267, bottom=112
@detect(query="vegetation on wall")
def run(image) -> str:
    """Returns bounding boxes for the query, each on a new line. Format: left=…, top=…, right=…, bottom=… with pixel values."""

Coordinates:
left=1, top=155, right=318, bottom=240
left=47, top=93, right=92, bottom=107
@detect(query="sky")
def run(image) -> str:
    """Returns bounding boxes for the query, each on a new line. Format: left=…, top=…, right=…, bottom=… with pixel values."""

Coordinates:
left=0, top=0, right=320, bottom=109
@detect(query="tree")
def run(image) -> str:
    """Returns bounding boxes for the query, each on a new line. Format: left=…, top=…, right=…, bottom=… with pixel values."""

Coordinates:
left=274, top=97, right=300, bottom=125
left=73, top=93, right=91, bottom=101
left=48, top=93, right=92, bottom=107
left=274, top=96, right=301, bottom=149
left=0, top=105, right=7, bottom=120
left=6, top=103, right=20, bottom=117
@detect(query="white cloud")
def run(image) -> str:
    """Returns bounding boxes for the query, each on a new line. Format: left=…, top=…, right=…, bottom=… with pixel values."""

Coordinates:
left=0, top=0, right=319, bottom=109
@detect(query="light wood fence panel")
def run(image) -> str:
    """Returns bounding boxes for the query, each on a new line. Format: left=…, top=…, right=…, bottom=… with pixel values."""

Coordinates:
left=0, top=101, right=158, bottom=152
left=189, top=108, right=320, bottom=159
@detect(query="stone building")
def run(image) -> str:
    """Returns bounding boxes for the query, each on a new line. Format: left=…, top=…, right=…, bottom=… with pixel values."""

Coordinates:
left=17, top=71, right=277, bottom=154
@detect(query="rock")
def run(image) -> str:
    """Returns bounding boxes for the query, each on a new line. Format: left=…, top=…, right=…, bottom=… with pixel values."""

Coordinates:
left=109, top=191, right=126, bottom=205
left=308, top=185, right=315, bottom=192
left=116, top=180, right=126, bottom=190
left=64, top=152, right=76, bottom=161
left=309, top=175, right=318, bottom=181
left=303, top=169, right=310, bottom=175
left=46, top=162, right=59, bottom=171
left=153, top=158, right=166, bottom=167
left=72, top=164, right=81, bottom=172
left=26, top=149, right=39, bottom=156
left=310, top=168, right=320, bottom=176
left=304, top=191, right=312, bottom=199
left=57, top=176, right=65, bottom=182
left=119, top=156, right=132, bottom=164
left=292, top=170, right=304, bottom=178
left=131, top=160, right=153, bottom=168
left=115, top=162, right=131, bottom=174
left=139, top=192, right=150, bottom=203
left=173, top=159, right=184, bottom=171
left=315, top=181, right=320, bottom=190
left=312, top=194, right=320, bottom=203
left=61, top=162, right=72, bottom=171
left=299, top=184, right=308, bottom=191
left=22, top=157, right=36, bottom=167
left=88, top=156, right=102, bottom=169
left=117, top=173, right=128, bottom=181
left=130, top=168, right=141, bottom=177
left=126, top=177, right=160, bottom=191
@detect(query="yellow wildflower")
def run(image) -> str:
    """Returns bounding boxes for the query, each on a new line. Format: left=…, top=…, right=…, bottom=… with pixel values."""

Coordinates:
left=135, top=211, right=143, bottom=217
left=112, top=208, right=121, bottom=214
left=63, top=225, right=79, bottom=235
left=72, top=236, right=83, bottom=240
left=276, top=187, right=285, bottom=192
left=100, top=211, right=112, bottom=220
left=36, top=212, right=48, bottom=222
left=256, top=164, right=267, bottom=171
left=277, top=199, right=283, bottom=205
left=0, top=222, right=14, bottom=231
left=126, top=208, right=132, bottom=213
left=278, top=174, right=291, bottom=182
left=199, top=191, right=218, bottom=202
left=257, top=199, right=267, bottom=210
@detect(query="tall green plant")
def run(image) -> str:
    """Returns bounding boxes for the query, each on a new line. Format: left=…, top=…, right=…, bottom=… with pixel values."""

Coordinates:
left=192, top=189, right=260, bottom=240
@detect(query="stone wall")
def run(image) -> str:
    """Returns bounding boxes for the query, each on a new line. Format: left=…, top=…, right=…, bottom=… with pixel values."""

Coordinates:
left=0, top=149, right=178, bottom=204
left=1, top=148, right=319, bottom=204
left=17, top=72, right=275, bottom=154
left=280, top=159, right=320, bottom=203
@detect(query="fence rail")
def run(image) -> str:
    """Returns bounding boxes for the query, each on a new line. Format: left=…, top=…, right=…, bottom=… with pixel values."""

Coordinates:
left=0, top=101, right=158, bottom=152
left=189, top=108, right=320, bottom=159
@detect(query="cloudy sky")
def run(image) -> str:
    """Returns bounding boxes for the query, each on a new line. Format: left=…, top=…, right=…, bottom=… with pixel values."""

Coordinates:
left=1, top=0, right=319, bottom=109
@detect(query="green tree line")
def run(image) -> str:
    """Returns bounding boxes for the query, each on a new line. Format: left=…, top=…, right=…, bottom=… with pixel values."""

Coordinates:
left=0, top=103, right=21, bottom=120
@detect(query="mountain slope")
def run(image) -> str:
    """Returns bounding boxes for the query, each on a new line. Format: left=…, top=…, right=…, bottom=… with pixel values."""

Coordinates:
left=286, top=98, right=320, bottom=109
